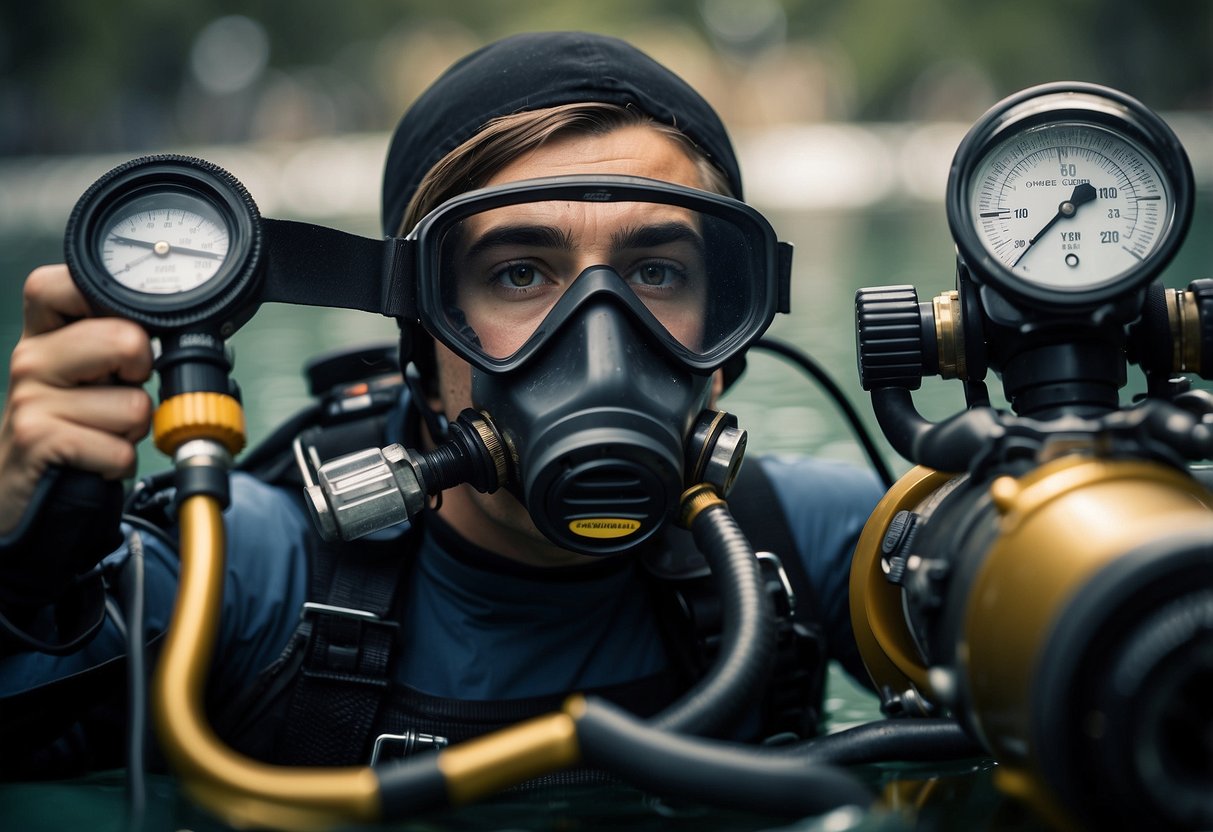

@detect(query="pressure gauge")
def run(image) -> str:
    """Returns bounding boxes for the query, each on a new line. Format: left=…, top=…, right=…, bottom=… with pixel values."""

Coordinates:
left=65, top=155, right=263, bottom=333
left=947, top=83, right=1193, bottom=309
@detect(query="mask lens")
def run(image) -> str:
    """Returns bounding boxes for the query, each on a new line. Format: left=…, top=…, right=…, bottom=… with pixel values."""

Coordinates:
left=432, top=198, right=760, bottom=364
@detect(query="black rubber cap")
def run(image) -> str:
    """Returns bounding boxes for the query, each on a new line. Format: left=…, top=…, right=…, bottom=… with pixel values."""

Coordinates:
left=855, top=285, right=927, bottom=390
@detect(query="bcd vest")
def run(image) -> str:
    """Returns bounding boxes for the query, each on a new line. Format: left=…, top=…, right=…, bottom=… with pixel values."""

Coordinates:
left=207, top=452, right=830, bottom=769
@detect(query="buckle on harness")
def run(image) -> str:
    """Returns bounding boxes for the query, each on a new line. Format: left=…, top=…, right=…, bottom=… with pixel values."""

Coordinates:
left=299, top=601, right=399, bottom=679
left=756, top=551, right=797, bottom=617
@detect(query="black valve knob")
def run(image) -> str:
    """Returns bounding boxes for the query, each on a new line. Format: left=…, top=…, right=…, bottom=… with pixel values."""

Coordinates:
left=1190, top=279, right=1213, bottom=378
left=855, top=285, right=933, bottom=390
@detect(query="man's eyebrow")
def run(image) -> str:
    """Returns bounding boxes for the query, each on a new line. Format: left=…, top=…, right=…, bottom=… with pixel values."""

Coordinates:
left=611, top=221, right=705, bottom=253
left=463, top=224, right=574, bottom=258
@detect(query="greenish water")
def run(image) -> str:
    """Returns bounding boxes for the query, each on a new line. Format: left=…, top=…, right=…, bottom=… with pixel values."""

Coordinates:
left=1, top=198, right=1210, bottom=831
left=1, top=758, right=1040, bottom=832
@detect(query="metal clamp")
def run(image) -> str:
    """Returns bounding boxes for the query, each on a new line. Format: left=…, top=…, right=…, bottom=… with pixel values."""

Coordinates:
left=370, top=729, right=449, bottom=765
left=300, top=601, right=384, bottom=624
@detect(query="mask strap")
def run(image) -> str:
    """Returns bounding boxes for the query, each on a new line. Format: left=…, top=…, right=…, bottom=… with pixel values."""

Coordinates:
left=258, top=219, right=417, bottom=318
left=404, top=363, right=449, bottom=443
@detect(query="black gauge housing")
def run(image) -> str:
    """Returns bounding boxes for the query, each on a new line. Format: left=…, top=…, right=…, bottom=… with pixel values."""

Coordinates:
left=65, top=155, right=263, bottom=334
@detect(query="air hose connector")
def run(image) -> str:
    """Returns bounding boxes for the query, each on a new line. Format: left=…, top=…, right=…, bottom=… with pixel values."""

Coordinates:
left=303, top=408, right=508, bottom=542
left=1168, top=279, right=1213, bottom=376
left=685, top=411, right=747, bottom=497
left=678, top=483, right=725, bottom=529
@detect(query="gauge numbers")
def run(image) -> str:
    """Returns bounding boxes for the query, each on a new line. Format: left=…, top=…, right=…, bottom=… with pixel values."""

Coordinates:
left=969, top=122, right=1172, bottom=291
left=100, top=191, right=230, bottom=294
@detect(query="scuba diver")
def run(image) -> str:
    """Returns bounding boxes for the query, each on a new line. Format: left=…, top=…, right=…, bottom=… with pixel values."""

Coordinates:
left=0, top=31, right=883, bottom=778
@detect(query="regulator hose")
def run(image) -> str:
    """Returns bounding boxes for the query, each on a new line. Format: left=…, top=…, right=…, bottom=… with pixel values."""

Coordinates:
left=774, top=718, right=984, bottom=765
left=649, top=492, right=777, bottom=737
left=575, top=697, right=875, bottom=816
left=156, top=460, right=787, bottom=826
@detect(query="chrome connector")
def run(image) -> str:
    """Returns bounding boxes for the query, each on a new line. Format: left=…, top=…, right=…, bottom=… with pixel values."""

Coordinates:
left=303, top=443, right=427, bottom=542
left=370, top=729, right=449, bottom=765
left=174, top=438, right=234, bottom=470
left=687, top=410, right=748, bottom=498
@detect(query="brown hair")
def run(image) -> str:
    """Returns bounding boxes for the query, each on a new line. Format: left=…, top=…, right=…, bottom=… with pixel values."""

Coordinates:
left=396, top=101, right=733, bottom=235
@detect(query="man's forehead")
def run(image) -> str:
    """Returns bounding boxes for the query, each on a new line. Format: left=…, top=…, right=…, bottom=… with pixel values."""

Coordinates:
left=464, top=200, right=698, bottom=233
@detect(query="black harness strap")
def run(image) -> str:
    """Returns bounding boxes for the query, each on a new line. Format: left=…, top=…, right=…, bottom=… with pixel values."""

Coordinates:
left=274, top=533, right=407, bottom=765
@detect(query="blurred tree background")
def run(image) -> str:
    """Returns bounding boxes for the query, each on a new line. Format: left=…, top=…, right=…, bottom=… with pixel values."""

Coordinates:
left=0, top=0, right=1209, bottom=467
left=2, top=0, right=1209, bottom=157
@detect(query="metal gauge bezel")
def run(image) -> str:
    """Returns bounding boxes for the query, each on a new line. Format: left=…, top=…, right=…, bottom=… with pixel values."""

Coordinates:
left=946, top=82, right=1194, bottom=309
left=65, top=155, right=263, bottom=333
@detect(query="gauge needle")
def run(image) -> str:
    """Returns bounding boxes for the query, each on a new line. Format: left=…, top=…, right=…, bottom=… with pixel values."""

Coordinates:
left=109, top=233, right=225, bottom=261
left=118, top=251, right=156, bottom=273
left=1011, top=182, right=1097, bottom=267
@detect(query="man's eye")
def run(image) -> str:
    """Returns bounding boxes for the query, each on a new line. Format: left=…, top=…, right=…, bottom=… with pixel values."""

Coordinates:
left=494, top=263, right=542, bottom=288
left=630, top=264, right=679, bottom=287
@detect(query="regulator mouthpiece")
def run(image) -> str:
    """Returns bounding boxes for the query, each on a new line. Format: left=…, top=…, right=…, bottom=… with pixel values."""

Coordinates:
left=503, top=406, right=743, bottom=554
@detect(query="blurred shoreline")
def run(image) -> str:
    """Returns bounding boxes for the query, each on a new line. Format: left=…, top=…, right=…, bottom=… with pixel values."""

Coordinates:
left=3, top=115, right=1211, bottom=237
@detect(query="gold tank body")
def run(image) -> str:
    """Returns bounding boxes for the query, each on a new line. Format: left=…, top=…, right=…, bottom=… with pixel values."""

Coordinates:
left=963, top=457, right=1212, bottom=757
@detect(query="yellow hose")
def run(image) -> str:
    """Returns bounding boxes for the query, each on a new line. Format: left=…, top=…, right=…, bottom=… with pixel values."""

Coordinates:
left=151, top=495, right=381, bottom=830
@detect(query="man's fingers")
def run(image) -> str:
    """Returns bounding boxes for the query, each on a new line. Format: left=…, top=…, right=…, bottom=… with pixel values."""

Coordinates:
left=36, top=422, right=140, bottom=481
left=22, top=265, right=94, bottom=336
left=26, top=383, right=154, bottom=444
left=4, top=385, right=145, bottom=474
left=0, top=412, right=140, bottom=536
left=10, top=317, right=153, bottom=388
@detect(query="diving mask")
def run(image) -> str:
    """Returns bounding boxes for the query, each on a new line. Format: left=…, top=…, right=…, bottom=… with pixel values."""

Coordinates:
left=406, top=176, right=792, bottom=554
left=407, top=175, right=792, bottom=374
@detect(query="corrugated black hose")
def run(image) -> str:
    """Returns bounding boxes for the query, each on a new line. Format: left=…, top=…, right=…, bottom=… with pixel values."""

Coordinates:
left=649, top=497, right=776, bottom=736
left=774, top=717, right=984, bottom=765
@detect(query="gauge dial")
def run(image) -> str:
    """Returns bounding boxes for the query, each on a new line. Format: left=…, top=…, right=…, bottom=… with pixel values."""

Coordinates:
left=969, top=122, right=1172, bottom=290
left=100, top=190, right=230, bottom=294
left=65, top=155, right=262, bottom=333
left=947, top=83, right=1193, bottom=309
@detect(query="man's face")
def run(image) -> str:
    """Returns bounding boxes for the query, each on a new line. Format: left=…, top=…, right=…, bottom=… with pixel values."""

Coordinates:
left=446, top=198, right=708, bottom=360
left=430, top=125, right=716, bottom=566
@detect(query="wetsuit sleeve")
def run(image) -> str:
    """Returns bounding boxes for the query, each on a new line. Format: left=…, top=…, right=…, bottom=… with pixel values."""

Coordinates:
left=208, top=473, right=312, bottom=701
left=0, top=472, right=310, bottom=775
left=755, top=455, right=884, bottom=685
left=0, top=469, right=125, bottom=655
left=0, top=526, right=178, bottom=776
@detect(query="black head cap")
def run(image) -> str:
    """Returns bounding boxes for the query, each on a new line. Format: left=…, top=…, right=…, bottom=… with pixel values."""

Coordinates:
left=381, top=31, right=743, bottom=235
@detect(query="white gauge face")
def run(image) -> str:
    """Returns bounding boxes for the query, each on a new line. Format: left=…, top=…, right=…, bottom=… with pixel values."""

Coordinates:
left=100, top=191, right=230, bottom=294
left=969, top=122, right=1172, bottom=291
